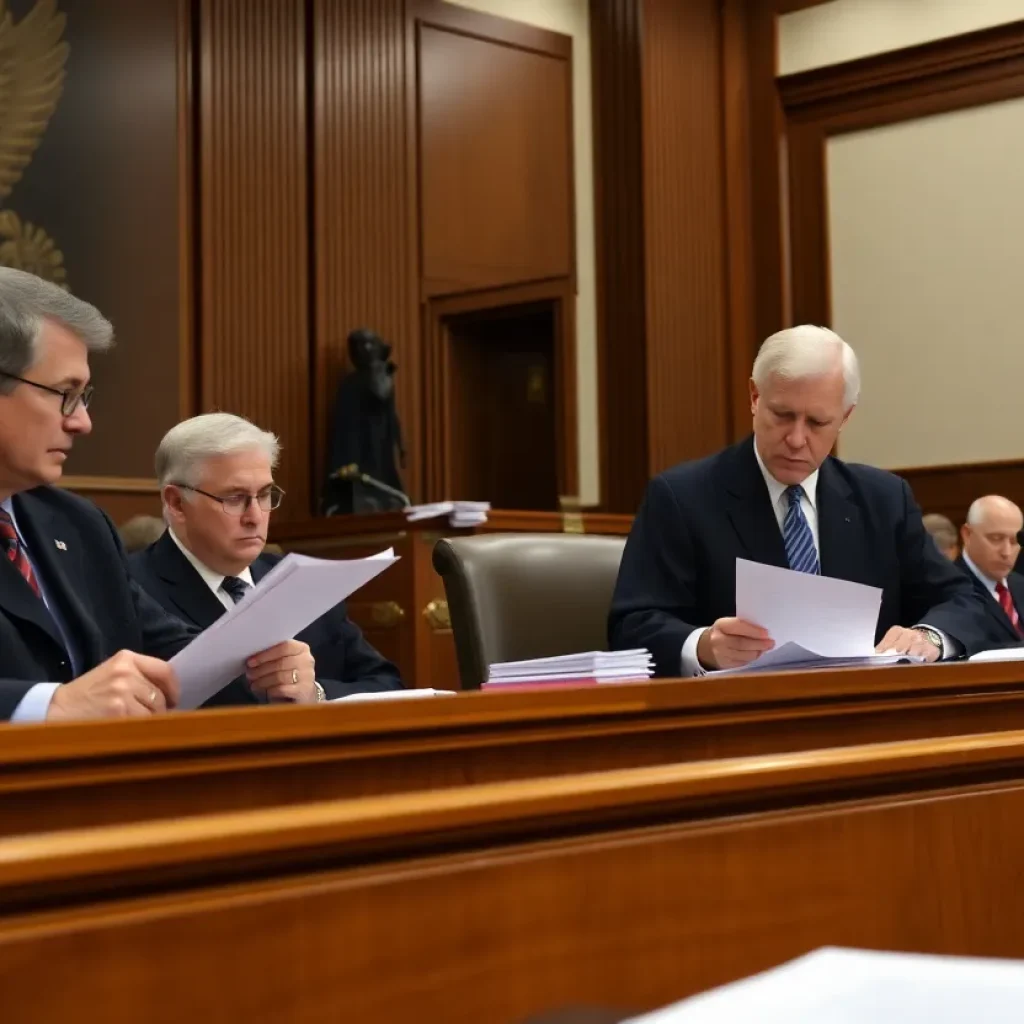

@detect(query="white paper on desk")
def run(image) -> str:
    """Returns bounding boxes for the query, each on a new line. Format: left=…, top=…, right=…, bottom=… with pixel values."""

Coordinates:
left=735, top=558, right=882, bottom=658
left=970, top=646, right=1024, bottom=662
left=170, top=549, right=397, bottom=710
left=625, top=946, right=1024, bottom=1023
left=713, top=641, right=915, bottom=676
left=330, top=688, right=456, bottom=702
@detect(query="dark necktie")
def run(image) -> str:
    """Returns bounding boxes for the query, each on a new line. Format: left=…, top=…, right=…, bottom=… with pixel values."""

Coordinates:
left=782, top=485, right=820, bottom=575
left=221, top=575, right=251, bottom=604
left=0, top=509, right=40, bottom=596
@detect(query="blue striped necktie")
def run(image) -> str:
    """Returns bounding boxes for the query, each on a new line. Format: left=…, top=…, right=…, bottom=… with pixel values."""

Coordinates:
left=783, top=485, right=819, bottom=574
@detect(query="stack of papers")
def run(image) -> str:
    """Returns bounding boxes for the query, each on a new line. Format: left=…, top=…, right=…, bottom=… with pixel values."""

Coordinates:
left=625, top=947, right=1024, bottom=1023
left=969, top=646, right=1024, bottom=662
left=483, top=649, right=653, bottom=690
left=170, top=549, right=398, bottom=710
left=405, top=501, right=491, bottom=527
left=713, top=559, right=922, bottom=675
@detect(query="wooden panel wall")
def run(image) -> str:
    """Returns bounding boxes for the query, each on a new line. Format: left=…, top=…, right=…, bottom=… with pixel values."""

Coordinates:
left=592, top=0, right=762, bottom=512
left=417, top=9, right=574, bottom=295
left=313, top=0, right=420, bottom=502
left=197, top=0, right=311, bottom=521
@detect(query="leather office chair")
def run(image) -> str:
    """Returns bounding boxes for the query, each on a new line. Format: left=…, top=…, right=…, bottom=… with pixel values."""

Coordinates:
left=432, top=533, right=627, bottom=689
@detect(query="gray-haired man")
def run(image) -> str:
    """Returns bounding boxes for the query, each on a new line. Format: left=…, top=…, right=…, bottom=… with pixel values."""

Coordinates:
left=0, top=268, right=314, bottom=722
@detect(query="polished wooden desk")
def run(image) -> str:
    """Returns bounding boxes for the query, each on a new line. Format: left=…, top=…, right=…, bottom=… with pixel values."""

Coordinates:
left=269, top=509, right=633, bottom=687
left=2, top=730, right=1024, bottom=1022
left=5, top=660, right=1024, bottom=835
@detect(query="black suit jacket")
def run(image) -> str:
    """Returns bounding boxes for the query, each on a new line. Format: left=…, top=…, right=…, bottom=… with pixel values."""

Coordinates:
left=129, top=531, right=404, bottom=705
left=955, top=557, right=1024, bottom=645
left=0, top=487, right=198, bottom=720
left=609, top=438, right=1000, bottom=675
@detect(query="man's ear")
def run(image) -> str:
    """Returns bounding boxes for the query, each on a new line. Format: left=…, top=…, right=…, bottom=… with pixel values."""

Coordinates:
left=839, top=403, right=856, bottom=431
left=748, top=378, right=759, bottom=416
left=162, top=485, right=185, bottom=520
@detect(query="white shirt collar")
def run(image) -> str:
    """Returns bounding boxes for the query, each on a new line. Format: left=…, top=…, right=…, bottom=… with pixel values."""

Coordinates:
left=752, top=439, right=820, bottom=512
left=168, top=527, right=254, bottom=596
left=962, top=549, right=1002, bottom=596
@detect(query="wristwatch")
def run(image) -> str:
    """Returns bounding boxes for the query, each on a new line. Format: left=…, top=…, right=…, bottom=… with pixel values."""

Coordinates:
left=913, top=626, right=944, bottom=656
left=313, top=680, right=326, bottom=702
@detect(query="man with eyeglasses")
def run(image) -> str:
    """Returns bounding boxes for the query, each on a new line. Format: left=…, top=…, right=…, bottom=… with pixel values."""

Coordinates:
left=129, top=413, right=403, bottom=704
left=0, top=268, right=318, bottom=722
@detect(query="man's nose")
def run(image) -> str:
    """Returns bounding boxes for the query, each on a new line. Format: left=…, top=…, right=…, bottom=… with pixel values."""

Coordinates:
left=785, top=421, right=807, bottom=448
left=65, top=404, right=92, bottom=435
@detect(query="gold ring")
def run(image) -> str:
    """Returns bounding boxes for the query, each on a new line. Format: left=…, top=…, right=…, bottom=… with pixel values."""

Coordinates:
left=291, top=669, right=299, bottom=685
left=149, top=689, right=157, bottom=705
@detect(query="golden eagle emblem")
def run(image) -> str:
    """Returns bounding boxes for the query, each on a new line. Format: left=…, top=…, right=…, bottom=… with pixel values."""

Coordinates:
left=0, top=0, right=68, bottom=285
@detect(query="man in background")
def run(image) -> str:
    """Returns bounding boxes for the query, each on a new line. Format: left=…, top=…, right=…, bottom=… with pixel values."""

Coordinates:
left=609, top=325, right=998, bottom=675
left=130, top=413, right=403, bottom=706
left=923, top=513, right=959, bottom=561
left=957, top=495, right=1024, bottom=645
left=0, top=269, right=313, bottom=721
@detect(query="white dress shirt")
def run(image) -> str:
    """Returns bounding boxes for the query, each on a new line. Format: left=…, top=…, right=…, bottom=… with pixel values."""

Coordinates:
left=680, top=444, right=956, bottom=676
left=167, top=528, right=254, bottom=609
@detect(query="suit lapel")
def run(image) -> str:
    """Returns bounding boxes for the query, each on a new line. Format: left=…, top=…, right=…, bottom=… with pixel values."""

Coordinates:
left=150, top=531, right=227, bottom=629
left=957, top=558, right=1019, bottom=641
left=724, top=439, right=788, bottom=568
left=10, top=491, right=94, bottom=658
left=816, top=459, right=873, bottom=583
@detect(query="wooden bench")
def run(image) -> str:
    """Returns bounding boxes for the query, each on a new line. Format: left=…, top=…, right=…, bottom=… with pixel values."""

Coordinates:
left=4, top=660, right=1024, bottom=836
left=1, top=729, right=1024, bottom=1021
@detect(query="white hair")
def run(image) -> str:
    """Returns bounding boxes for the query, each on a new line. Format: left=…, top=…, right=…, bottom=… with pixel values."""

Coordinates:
left=156, top=413, right=280, bottom=492
left=752, top=325, right=860, bottom=409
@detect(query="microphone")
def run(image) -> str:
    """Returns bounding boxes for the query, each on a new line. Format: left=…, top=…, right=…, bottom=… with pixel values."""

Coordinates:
left=330, top=463, right=411, bottom=507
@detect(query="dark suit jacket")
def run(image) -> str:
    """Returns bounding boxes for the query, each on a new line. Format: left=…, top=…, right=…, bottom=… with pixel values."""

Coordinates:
left=129, top=531, right=404, bottom=705
left=0, top=487, right=198, bottom=720
left=609, top=437, right=1000, bottom=675
left=955, top=557, right=1024, bottom=645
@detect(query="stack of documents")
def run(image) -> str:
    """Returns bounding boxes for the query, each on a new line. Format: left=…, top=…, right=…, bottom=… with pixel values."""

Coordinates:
left=714, top=559, right=923, bottom=675
left=405, top=501, right=491, bottom=527
left=625, top=946, right=1024, bottom=1023
left=483, top=649, right=653, bottom=690
left=170, top=549, right=398, bottom=710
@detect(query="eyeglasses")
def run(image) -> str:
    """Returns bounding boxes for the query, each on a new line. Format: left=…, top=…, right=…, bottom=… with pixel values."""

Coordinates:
left=174, top=483, right=285, bottom=516
left=0, top=372, right=93, bottom=417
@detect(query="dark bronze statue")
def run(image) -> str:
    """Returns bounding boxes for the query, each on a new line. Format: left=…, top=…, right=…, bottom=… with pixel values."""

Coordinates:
left=323, top=328, right=408, bottom=515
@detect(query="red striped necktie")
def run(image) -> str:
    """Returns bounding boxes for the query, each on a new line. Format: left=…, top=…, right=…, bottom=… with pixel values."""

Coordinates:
left=996, top=581, right=1023, bottom=637
left=0, top=509, right=41, bottom=597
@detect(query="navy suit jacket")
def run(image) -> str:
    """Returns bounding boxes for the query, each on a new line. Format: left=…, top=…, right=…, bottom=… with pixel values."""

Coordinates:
left=609, top=437, right=1000, bottom=676
left=955, top=557, right=1024, bottom=645
left=129, top=531, right=404, bottom=705
left=0, top=487, right=197, bottom=720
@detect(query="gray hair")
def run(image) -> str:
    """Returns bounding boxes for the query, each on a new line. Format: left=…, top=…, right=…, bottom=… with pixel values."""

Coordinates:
left=922, top=512, right=957, bottom=549
left=0, top=268, right=113, bottom=393
left=156, top=413, right=280, bottom=492
left=752, top=325, right=860, bottom=410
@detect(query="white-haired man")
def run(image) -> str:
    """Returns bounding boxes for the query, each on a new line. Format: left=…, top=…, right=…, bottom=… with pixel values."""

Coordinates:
left=957, top=495, right=1024, bottom=644
left=0, top=268, right=314, bottom=722
left=129, top=413, right=403, bottom=705
left=609, top=325, right=998, bottom=675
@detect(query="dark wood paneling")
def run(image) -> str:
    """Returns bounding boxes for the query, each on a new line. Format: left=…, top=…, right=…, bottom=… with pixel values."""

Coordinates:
left=417, top=6, right=573, bottom=295
left=897, top=460, right=1024, bottom=527
left=312, top=0, right=420, bottom=504
left=60, top=476, right=162, bottom=524
left=590, top=0, right=648, bottom=514
left=641, top=0, right=730, bottom=471
left=10, top=0, right=185, bottom=478
left=197, top=0, right=310, bottom=520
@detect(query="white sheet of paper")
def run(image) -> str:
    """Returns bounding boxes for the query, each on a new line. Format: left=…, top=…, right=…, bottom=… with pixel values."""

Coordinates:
left=626, top=947, right=1024, bottom=1023
left=735, top=558, right=883, bottom=658
left=713, top=641, right=916, bottom=676
left=330, top=688, right=456, bottom=702
left=170, top=549, right=398, bottom=710
left=970, top=646, right=1024, bottom=662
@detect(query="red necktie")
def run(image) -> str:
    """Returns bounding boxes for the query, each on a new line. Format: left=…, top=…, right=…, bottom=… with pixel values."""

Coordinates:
left=996, top=581, right=1022, bottom=637
left=0, top=509, right=40, bottom=597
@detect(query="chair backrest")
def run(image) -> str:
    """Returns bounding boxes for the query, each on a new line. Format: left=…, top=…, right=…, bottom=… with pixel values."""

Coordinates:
left=432, top=533, right=627, bottom=689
